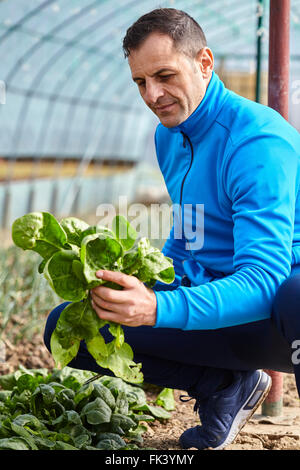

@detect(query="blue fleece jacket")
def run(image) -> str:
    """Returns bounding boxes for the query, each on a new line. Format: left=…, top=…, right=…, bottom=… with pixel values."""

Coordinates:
left=153, top=71, right=300, bottom=331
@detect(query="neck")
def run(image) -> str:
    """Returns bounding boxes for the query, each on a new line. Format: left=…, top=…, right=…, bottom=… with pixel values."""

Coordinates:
left=166, top=71, right=229, bottom=143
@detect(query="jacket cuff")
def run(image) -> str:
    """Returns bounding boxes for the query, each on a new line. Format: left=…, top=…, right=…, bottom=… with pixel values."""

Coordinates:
left=153, top=289, right=188, bottom=329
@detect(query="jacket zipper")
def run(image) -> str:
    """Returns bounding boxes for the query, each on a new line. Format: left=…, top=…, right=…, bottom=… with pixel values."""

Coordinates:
left=179, top=133, right=223, bottom=278
left=179, top=131, right=195, bottom=255
left=180, top=131, right=194, bottom=206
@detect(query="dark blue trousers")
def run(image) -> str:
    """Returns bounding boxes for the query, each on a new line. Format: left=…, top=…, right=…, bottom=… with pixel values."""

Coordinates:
left=43, top=271, right=300, bottom=398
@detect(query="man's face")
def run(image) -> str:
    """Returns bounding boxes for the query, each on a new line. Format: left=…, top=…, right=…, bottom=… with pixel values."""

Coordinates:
left=128, top=32, right=213, bottom=128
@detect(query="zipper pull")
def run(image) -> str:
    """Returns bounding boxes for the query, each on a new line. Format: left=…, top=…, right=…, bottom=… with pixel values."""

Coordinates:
left=181, top=131, right=187, bottom=148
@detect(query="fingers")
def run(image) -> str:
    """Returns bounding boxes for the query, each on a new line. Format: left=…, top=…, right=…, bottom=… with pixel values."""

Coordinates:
left=91, top=295, right=137, bottom=326
left=96, top=270, right=137, bottom=288
left=90, top=270, right=143, bottom=327
left=91, top=270, right=138, bottom=302
left=92, top=304, right=125, bottom=325
left=91, top=292, right=126, bottom=314
left=91, top=285, right=126, bottom=303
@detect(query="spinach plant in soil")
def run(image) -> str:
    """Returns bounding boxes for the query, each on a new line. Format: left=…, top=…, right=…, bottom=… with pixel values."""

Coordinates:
left=0, top=366, right=172, bottom=450
left=11, top=212, right=175, bottom=384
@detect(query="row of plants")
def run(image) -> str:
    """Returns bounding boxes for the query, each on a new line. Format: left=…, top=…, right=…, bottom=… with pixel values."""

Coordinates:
left=0, top=366, right=174, bottom=450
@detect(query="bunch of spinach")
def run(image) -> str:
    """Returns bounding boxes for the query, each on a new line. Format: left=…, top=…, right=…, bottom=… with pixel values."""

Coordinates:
left=11, top=212, right=175, bottom=384
left=0, top=366, right=171, bottom=450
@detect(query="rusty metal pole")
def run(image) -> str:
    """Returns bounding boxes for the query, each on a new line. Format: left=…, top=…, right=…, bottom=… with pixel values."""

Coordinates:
left=268, top=0, right=290, bottom=118
left=262, top=0, right=290, bottom=417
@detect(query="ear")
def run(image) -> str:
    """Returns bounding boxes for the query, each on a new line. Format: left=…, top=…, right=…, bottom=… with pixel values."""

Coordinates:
left=196, top=47, right=214, bottom=79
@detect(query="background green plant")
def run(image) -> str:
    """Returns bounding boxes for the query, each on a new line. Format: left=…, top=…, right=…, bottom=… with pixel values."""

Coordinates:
left=0, top=246, right=60, bottom=343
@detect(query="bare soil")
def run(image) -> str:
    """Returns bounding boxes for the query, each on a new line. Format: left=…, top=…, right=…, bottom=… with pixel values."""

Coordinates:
left=0, top=332, right=299, bottom=451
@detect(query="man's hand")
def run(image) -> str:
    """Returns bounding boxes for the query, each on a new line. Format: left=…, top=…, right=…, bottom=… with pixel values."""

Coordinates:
left=90, top=270, right=157, bottom=327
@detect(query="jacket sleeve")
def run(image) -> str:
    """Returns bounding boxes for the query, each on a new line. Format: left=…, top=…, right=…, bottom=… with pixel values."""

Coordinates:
left=153, top=136, right=299, bottom=330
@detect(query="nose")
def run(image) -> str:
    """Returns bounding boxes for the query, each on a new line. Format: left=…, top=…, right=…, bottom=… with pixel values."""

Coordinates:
left=143, top=79, right=165, bottom=105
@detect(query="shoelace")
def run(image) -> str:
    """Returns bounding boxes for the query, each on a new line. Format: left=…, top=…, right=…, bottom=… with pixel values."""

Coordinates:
left=179, top=394, right=202, bottom=414
left=180, top=391, right=232, bottom=419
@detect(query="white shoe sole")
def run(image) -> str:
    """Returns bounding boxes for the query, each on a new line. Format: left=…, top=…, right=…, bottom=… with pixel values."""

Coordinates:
left=213, top=370, right=272, bottom=450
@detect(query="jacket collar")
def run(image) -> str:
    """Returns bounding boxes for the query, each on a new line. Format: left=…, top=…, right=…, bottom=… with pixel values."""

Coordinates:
left=166, top=71, right=228, bottom=143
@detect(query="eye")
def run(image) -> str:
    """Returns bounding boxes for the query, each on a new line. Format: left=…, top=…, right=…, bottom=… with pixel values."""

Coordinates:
left=159, top=74, right=174, bottom=81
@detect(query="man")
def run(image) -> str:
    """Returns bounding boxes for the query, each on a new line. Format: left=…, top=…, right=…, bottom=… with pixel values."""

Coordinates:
left=44, top=8, right=300, bottom=450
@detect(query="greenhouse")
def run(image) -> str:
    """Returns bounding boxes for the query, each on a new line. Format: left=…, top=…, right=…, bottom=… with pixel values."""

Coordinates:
left=0, top=0, right=299, bottom=226
left=1, top=0, right=300, bottom=453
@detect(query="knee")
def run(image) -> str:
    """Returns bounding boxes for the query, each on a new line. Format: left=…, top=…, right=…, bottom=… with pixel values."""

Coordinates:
left=43, top=302, right=70, bottom=352
left=273, top=274, right=300, bottom=334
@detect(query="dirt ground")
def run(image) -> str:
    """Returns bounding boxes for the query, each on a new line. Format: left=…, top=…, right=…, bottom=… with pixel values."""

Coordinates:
left=1, top=332, right=299, bottom=451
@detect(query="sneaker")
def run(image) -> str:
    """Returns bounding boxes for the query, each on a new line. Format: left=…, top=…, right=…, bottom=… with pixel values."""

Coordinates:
left=179, top=369, right=272, bottom=450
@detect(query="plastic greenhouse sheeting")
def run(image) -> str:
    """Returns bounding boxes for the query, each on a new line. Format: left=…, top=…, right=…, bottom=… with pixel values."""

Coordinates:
left=0, top=0, right=300, bottom=160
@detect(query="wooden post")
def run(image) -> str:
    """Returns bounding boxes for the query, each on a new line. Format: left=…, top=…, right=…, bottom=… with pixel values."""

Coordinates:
left=262, top=370, right=284, bottom=416
left=262, top=0, right=290, bottom=417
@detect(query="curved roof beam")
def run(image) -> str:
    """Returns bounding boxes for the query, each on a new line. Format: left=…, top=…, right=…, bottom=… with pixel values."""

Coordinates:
left=4, top=0, right=108, bottom=83
left=32, top=1, right=152, bottom=158
left=8, top=3, right=255, bottom=158
left=8, top=0, right=143, bottom=154
left=0, top=0, right=56, bottom=44
left=179, top=0, right=254, bottom=37
left=192, top=1, right=256, bottom=39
